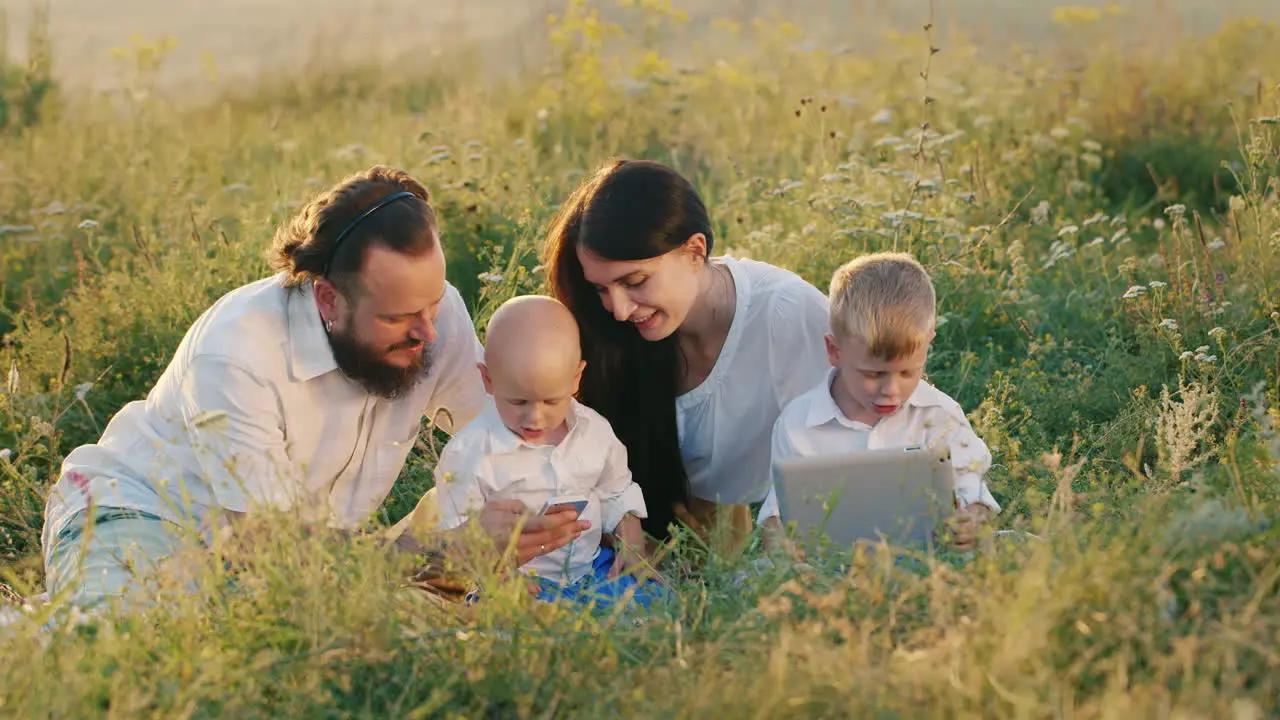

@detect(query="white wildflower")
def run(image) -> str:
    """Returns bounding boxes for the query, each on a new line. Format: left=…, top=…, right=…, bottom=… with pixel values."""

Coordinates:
left=77, top=219, right=99, bottom=230
left=871, top=108, right=893, bottom=125
left=1164, top=204, right=1187, bottom=218
left=478, top=272, right=504, bottom=284
left=1180, top=351, right=1195, bottom=361
left=973, top=115, right=993, bottom=127
left=1110, top=229, right=1129, bottom=244
left=514, top=138, right=526, bottom=147
left=1195, top=345, right=1210, bottom=354
left=873, top=135, right=903, bottom=148
left=1082, top=212, right=1108, bottom=227
left=74, top=382, right=94, bottom=402
left=531, top=264, right=546, bottom=275
left=1158, top=318, right=1179, bottom=330
left=1058, top=225, right=1079, bottom=236
left=802, top=223, right=818, bottom=235
left=1089, top=236, right=1105, bottom=246
left=0, top=448, right=10, bottom=461
left=463, top=140, right=483, bottom=149
left=0, top=225, right=37, bottom=237
left=1031, top=200, right=1052, bottom=226
left=536, top=108, right=550, bottom=121
left=1081, top=153, right=1103, bottom=170
left=1148, top=280, right=1167, bottom=289
left=42, top=201, right=68, bottom=215
left=1069, top=180, right=1092, bottom=196
left=1153, top=218, right=1167, bottom=231
left=1081, top=139, right=1103, bottom=153
left=1195, top=353, right=1218, bottom=364
left=1208, top=327, right=1226, bottom=338
left=820, top=173, right=850, bottom=183
left=1122, top=285, right=1147, bottom=299
left=1049, top=127, right=1071, bottom=139
left=1207, top=240, right=1225, bottom=250
left=957, top=191, right=978, bottom=203
left=278, top=139, right=299, bottom=153
left=222, top=183, right=251, bottom=194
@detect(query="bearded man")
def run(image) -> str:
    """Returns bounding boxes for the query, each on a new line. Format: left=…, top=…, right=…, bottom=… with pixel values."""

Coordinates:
left=41, top=165, right=587, bottom=607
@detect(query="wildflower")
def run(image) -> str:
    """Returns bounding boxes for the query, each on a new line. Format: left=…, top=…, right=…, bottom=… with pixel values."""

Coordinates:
left=1158, top=318, right=1179, bottom=330
left=1148, top=280, right=1167, bottom=289
left=1208, top=327, right=1226, bottom=338
left=1110, top=229, right=1128, bottom=244
left=1082, top=212, right=1108, bottom=227
left=1081, top=139, right=1103, bottom=153
left=278, top=140, right=299, bottom=152
left=957, top=192, right=978, bottom=203
left=41, top=201, right=68, bottom=215
left=1069, top=180, right=1092, bottom=196
left=77, top=219, right=99, bottom=230
left=514, top=138, right=526, bottom=147
left=871, top=108, right=893, bottom=125
left=1049, top=127, right=1071, bottom=140
left=1163, top=204, right=1187, bottom=218
left=1031, top=201, right=1052, bottom=225
left=0, top=449, right=10, bottom=462
left=74, top=382, right=94, bottom=402
left=535, top=108, right=550, bottom=121
left=820, top=173, right=850, bottom=183
left=1180, top=351, right=1195, bottom=361
left=1058, top=225, right=1079, bottom=237
left=1195, top=353, right=1218, bottom=364
left=1194, top=345, right=1209, bottom=354
left=1207, top=240, right=1225, bottom=250
left=1089, top=236, right=1105, bottom=246
left=1153, top=218, right=1166, bottom=231
left=1122, top=285, right=1147, bottom=299
left=973, top=115, right=993, bottom=127
left=463, top=140, right=483, bottom=149
left=531, top=264, right=546, bottom=274
left=0, top=225, right=38, bottom=237
left=1080, top=153, right=1103, bottom=170
left=802, top=223, right=818, bottom=235
left=222, top=183, right=251, bottom=194
left=478, top=272, right=504, bottom=284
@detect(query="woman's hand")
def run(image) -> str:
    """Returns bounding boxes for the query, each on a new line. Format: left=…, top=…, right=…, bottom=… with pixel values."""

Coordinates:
left=476, top=499, right=591, bottom=566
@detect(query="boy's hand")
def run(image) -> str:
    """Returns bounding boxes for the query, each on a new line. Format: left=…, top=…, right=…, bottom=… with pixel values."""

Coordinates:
left=607, top=514, right=658, bottom=582
left=761, top=516, right=806, bottom=563
left=944, top=503, right=994, bottom=551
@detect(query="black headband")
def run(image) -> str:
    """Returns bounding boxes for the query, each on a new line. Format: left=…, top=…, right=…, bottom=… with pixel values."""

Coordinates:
left=322, top=190, right=417, bottom=277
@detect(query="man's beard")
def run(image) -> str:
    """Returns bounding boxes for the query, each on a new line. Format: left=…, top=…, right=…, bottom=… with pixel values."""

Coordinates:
left=328, top=327, right=433, bottom=400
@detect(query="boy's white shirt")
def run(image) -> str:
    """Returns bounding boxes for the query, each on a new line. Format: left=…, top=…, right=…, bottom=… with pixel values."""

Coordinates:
left=757, top=367, right=1001, bottom=525
left=434, top=397, right=647, bottom=585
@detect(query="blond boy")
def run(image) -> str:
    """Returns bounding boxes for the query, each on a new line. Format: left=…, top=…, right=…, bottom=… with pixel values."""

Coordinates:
left=434, top=295, right=656, bottom=601
left=758, top=253, right=1000, bottom=553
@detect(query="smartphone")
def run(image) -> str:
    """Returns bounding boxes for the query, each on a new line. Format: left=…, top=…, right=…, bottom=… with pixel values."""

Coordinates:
left=539, top=495, right=590, bottom=516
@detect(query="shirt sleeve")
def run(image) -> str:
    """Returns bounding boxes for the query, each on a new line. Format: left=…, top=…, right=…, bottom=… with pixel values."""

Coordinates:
left=176, top=355, right=303, bottom=513
left=424, top=284, right=486, bottom=435
left=756, top=410, right=801, bottom=526
left=596, top=432, right=647, bottom=532
left=432, top=434, right=492, bottom=531
left=768, top=276, right=832, bottom=411
left=926, top=404, right=1001, bottom=513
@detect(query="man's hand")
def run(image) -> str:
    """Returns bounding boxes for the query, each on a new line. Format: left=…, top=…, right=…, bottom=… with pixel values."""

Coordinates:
left=944, top=503, right=994, bottom=551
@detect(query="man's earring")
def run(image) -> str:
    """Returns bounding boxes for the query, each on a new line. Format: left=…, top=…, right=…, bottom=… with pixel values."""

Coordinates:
left=324, top=318, right=334, bottom=334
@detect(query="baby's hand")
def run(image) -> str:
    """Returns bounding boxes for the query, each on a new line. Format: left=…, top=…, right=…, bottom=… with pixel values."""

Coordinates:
left=944, top=503, right=994, bottom=551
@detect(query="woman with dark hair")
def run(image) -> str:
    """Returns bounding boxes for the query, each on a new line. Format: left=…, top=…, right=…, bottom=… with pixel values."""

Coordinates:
left=543, top=158, right=831, bottom=554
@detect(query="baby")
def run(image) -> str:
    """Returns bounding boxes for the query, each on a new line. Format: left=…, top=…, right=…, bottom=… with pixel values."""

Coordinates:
left=758, top=252, right=1001, bottom=554
left=434, top=295, right=656, bottom=604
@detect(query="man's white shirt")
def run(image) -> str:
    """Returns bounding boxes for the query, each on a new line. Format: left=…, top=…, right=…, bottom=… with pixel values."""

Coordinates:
left=434, top=398, right=646, bottom=585
left=42, top=273, right=487, bottom=550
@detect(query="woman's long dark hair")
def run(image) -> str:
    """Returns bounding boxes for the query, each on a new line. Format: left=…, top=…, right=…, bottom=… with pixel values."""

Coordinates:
left=542, top=159, right=714, bottom=541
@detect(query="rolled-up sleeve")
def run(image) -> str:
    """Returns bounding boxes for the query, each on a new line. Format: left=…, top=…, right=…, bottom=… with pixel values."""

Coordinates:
left=928, top=407, right=1000, bottom=512
left=433, top=434, right=491, bottom=531
left=177, top=356, right=302, bottom=513
left=596, top=436, right=647, bottom=532
left=756, top=413, right=799, bottom=526
left=424, top=285, right=486, bottom=435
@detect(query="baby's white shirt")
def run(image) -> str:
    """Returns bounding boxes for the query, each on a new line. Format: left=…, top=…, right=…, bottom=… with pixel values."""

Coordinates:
left=757, top=368, right=1001, bottom=524
left=435, top=398, right=646, bottom=585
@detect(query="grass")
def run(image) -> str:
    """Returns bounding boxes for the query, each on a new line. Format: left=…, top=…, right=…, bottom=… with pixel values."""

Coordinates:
left=2, top=1, right=1280, bottom=716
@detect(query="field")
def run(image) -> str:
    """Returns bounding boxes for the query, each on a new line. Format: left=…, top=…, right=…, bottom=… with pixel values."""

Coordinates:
left=2, top=0, right=1280, bottom=716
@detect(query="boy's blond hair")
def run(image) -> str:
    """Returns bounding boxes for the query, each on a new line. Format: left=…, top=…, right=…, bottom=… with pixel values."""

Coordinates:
left=828, top=252, right=936, bottom=359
